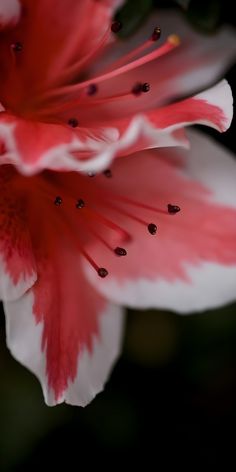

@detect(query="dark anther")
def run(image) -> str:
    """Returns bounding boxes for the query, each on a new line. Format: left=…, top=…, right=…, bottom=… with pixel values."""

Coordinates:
left=114, top=247, right=127, bottom=256
left=152, top=27, right=161, bottom=41
left=76, top=199, right=85, bottom=209
left=142, top=82, right=150, bottom=93
left=148, top=223, right=157, bottom=235
left=168, top=204, right=181, bottom=214
left=132, top=82, right=143, bottom=96
left=68, top=118, right=79, bottom=128
left=132, top=82, right=150, bottom=95
left=87, top=83, right=98, bottom=96
left=54, top=196, right=63, bottom=206
left=11, top=41, right=23, bottom=52
left=103, top=169, right=112, bottom=178
left=111, top=20, right=122, bottom=33
left=98, top=267, right=109, bottom=278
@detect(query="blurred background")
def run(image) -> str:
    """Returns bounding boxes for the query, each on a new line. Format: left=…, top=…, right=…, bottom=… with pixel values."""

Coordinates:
left=0, top=1, right=236, bottom=469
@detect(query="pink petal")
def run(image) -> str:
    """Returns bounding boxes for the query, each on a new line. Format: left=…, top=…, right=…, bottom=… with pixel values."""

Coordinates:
left=98, top=9, right=236, bottom=107
left=0, top=0, right=121, bottom=109
left=1, top=168, right=124, bottom=405
left=0, top=113, right=122, bottom=174
left=0, top=165, right=36, bottom=300
left=85, top=131, right=236, bottom=313
left=0, top=0, right=21, bottom=30
left=145, top=80, right=233, bottom=133
left=1, top=80, right=231, bottom=174
left=5, top=291, right=123, bottom=406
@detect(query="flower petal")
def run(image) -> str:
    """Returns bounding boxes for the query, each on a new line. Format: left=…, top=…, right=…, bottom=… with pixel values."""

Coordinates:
left=85, top=131, right=236, bottom=313
left=4, top=209, right=124, bottom=405
left=0, top=113, right=121, bottom=174
left=5, top=292, right=124, bottom=406
left=145, top=80, right=233, bottom=133
left=0, top=0, right=122, bottom=109
left=98, top=9, right=236, bottom=106
left=0, top=166, right=36, bottom=301
left=3, top=78, right=231, bottom=175
left=0, top=0, right=21, bottom=30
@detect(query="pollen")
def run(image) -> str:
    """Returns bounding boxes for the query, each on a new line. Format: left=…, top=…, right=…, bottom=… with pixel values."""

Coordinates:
left=168, top=34, right=181, bottom=47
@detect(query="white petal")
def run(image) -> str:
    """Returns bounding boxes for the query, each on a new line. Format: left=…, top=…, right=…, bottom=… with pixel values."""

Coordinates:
left=0, top=253, right=36, bottom=301
left=184, top=128, right=236, bottom=207
left=157, top=9, right=236, bottom=97
left=91, top=263, right=236, bottom=314
left=85, top=131, right=236, bottom=313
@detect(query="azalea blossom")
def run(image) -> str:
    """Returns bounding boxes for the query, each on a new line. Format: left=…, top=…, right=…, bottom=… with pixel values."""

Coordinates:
left=0, top=0, right=236, bottom=406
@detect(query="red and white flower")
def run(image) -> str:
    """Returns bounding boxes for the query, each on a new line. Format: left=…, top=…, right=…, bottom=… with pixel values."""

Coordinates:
left=0, top=0, right=236, bottom=405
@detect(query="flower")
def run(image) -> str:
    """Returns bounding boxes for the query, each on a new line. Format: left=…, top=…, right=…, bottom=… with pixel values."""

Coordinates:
left=0, top=1, right=236, bottom=406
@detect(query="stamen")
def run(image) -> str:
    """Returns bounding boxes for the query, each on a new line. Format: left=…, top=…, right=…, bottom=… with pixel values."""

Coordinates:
left=168, top=204, right=181, bottom=214
left=114, top=247, right=127, bottom=256
left=80, top=220, right=127, bottom=257
left=110, top=195, right=167, bottom=215
left=101, top=200, right=158, bottom=233
left=148, top=223, right=157, bottom=235
left=76, top=199, right=85, bottom=209
left=38, top=36, right=180, bottom=103
left=111, top=20, right=122, bottom=33
left=103, top=28, right=161, bottom=74
left=41, top=25, right=112, bottom=91
left=80, top=245, right=108, bottom=278
left=151, top=27, right=161, bottom=42
left=98, top=267, right=109, bottom=278
left=142, top=82, right=150, bottom=93
left=103, top=169, right=112, bottom=178
left=54, top=196, right=63, bottom=206
left=83, top=207, right=131, bottom=242
left=68, top=117, right=79, bottom=128
left=132, top=82, right=151, bottom=95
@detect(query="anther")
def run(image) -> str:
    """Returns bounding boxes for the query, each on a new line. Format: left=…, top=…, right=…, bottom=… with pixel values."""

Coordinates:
left=111, top=20, right=122, bottom=33
left=151, top=27, right=161, bottom=41
left=98, top=267, right=109, bottom=278
left=168, top=34, right=181, bottom=46
left=76, top=199, right=85, bottom=209
left=142, top=82, right=150, bottom=92
left=148, top=223, right=157, bottom=235
left=68, top=118, right=79, bottom=128
left=167, top=204, right=180, bottom=214
left=54, top=196, right=63, bottom=206
left=87, top=83, right=98, bottom=96
left=114, top=247, right=127, bottom=256
left=11, top=41, right=23, bottom=52
left=132, top=82, right=150, bottom=95
left=103, top=169, right=112, bottom=178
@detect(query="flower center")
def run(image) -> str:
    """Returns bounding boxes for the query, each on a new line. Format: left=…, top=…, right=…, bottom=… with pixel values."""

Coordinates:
left=6, top=19, right=180, bottom=122
left=47, top=171, right=181, bottom=278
